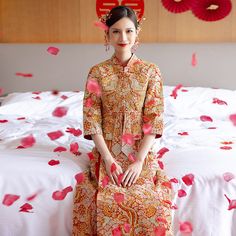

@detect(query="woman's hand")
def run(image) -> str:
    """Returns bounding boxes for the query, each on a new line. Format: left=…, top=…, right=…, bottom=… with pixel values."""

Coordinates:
left=122, top=160, right=144, bottom=187
left=104, top=157, right=123, bottom=186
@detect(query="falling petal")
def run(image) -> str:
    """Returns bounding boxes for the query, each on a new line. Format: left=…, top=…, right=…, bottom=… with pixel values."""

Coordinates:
left=70, top=142, right=81, bottom=155
left=15, top=73, right=33, bottom=78
left=26, top=190, right=43, bottom=201
left=170, top=84, right=183, bottom=99
left=170, top=178, right=179, bottom=183
left=2, top=194, right=20, bottom=206
left=191, top=52, right=197, bottom=67
left=94, top=21, right=109, bottom=31
left=156, top=147, right=169, bottom=158
left=47, top=46, right=60, bottom=55
left=182, top=174, right=195, bottom=186
left=51, top=90, right=59, bottom=95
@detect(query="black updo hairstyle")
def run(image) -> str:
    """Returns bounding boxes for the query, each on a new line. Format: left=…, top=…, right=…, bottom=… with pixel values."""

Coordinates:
left=105, top=5, right=139, bottom=30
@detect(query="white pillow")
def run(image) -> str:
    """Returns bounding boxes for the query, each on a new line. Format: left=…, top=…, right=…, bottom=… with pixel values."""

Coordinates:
left=163, top=85, right=236, bottom=120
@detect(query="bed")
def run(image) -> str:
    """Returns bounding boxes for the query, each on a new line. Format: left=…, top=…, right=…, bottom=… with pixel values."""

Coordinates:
left=0, top=43, right=236, bottom=236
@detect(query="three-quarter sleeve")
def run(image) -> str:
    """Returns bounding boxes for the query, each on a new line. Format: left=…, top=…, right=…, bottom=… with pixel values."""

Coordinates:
left=143, top=64, right=164, bottom=139
left=83, top=66, right=103, bottom=140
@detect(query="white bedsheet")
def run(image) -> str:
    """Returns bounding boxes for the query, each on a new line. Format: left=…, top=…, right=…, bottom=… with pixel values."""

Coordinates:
left=0, top=87, right=236, bottom=236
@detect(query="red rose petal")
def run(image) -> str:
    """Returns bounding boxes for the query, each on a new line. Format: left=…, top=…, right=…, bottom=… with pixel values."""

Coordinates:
left=19, top=203, right=33, bottom=213
left=182, top=173, right=195, bottom=186
left=2, top=194, right=20, bottom=206
left=94, top=21, right=109, bottom=31
left=229, top=114, right=236, bottom=126
left=178, top=132, right=189, bottom=136
left=223, top=172, right=235, bottom=182
left=85, top=97, right=93, bottom=107
left=75, top=173, right=85, bottom=184
left=191, top=52, right=197, bottom=67
left=52, top=106, right=68, bottom=117
left=17, top=117, right=26, bottom=120
left=102, top=175, right=109, bottom=187
left=212, top=98, right=227, bottom=105
left=220, top=146, right=232, bottom=150
left=170, top=84, right=182, bottom=99
left=179, top=221, right=193, bottom=234
left=70, top=142, right=81, bottom=155
left=26, top=189, right=43, bottom=201
left=200, top=115, right=213, bottom=122
left=112, top=226, right=122, bottom=236
left=114, top=192, right=124, bottom=204
left=47, top=46, right=60, bottom=55
left=15, top=72, right=33, bottom=78
left=0, top=119, right=8, bottom=123
left=158, top=160, right=164, bottom=170
left=53, top=146, right=67, bottom=152
left=48, top=159, right=60, bottom=166
left=52, top=186, right=73, bottom=201
left=20, top=134, right=36, bottom=148
left=66, top=127, right=82, bottom=137
left=47, top=130, right=64, bottom=140
left=111, top=163, right=117, bottom=173
left=61, top=95, right=68, bottom=100
left=178, top=189, right=187, bottom=197
left=0, top=87, right=4, bottom=96
left=170, top=178, right=179, bottom=183
left=156, top=147, right=169, bottom=158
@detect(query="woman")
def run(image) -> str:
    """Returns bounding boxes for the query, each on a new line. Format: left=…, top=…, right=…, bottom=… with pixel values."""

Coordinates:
left=73, top=5, right=173, bottom=236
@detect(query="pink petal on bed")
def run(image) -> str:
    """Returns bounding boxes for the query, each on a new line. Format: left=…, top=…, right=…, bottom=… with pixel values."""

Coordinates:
left=66, top=127, right=82, bottom=137
left=17, top=117, right=26, bottom=120
left=128, top=153, right=136, bottom=162
left=179, top=221, right=193, bottom=234
left=2, top=194, right=20, bottom=206
left=200, top=115, right=213, bottom=122
left=32, top=96, right=41, bottom=100
left=21, top=134, right=36, bottom=148
left=118, top=173, right=124, bottom=185
left=181, top=89, right=188, bottom=92
left=124, top=223, right=131, bottom=233
left=111, top=163, right=117, bottom=173
left=229, top=114, right=236, bottom=126
left=52, top=106, right=68, bottom=117
left=178, top=132, right=188, bottom=136
left=191, top=52, right=197, bottom=67
left=224, top=194, right=236, bottom=210
left=61, top=95, right=68, bottom=100
left=122, top=133, right=135, bottom=145
left=47, top=130, right=64, bottom=140
left=212, top=98, right=228, bottom=105
left=75, top=173, right=85, bottom=184
left=32, top=91, right=41, bottom=95
left=220, top=146, right=232, bottom=150
left=208, top=126, right=217, bottom=129
left=26, top=190, right=43, bottom=201
left=182, top=174, right=195, bottom=186
left=171, top=203, right=178, bottom=210
left=51, top=90, right=60, bottom=95
left=114, top=192, right=124, bottom=204
left=52, top=186, right=73, bottom=201
left=53, top=146, right=67, bottom=152
left=154, top=226, right=166, bottom=236
left=70, top=142, right=79, bottom=154
left=178, top=189, right=187, bottom=197
left=19, top=203, right=33, bottom=213
left=158, top=160, right=164, bottom=170
left=170, top=178, right=179, bottom=183
left=47, top=46, right=60, bottom=55
left=223, top=172, right=235, bottom=182
left=48, top=159, right=60, bottom=166
left=15, top=73, right=33, bottom=78
left=87, top=152, right=95, bottom=160
left=170, top=84, right=183, bottom=99
left=0, top=119, right=8, bottom=123
left=156, top=147, right=169, bottom=158
left=87, top=79, right=102, bottom=96
left=221, top=141, right=233, bottom=145
left=112, top=226, right=122, bottom=236
left=142, top=123, right=152, bottom=134
left=102, top=175, right=109, bottom=187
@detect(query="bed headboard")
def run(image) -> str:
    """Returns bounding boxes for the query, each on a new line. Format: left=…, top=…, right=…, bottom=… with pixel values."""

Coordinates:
left=0, top=43, right=236, bottom=94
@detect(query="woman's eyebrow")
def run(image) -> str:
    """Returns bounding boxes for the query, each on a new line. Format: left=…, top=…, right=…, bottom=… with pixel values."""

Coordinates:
left=111, top=27, right=134, bottom=30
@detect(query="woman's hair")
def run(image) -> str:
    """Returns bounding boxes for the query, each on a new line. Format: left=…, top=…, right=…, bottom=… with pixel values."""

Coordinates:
left=105, top=6, right=139, bottom=30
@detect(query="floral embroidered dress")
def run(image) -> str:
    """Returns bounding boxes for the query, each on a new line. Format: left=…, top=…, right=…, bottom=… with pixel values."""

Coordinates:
left=73, top=53, right=172, bottom=236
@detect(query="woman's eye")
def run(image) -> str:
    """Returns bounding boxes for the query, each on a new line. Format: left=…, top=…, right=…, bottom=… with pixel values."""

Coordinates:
left=113, top=30, right=119, bottom=33
left=127, top=30, right=133, bottom=33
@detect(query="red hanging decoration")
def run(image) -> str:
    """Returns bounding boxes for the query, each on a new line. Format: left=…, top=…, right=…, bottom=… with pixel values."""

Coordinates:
left=96, top=0, right=144, bottom=22
left=191, top=0, right=232, bottom=22
left=161, top=0, right=193, bottom=14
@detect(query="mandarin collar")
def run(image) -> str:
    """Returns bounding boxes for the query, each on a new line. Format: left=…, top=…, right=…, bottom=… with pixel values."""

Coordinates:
left=110, top=53, right=138, bottom=68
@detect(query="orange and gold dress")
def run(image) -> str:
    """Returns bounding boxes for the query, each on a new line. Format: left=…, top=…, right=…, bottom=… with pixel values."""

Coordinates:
left=72, top=53, right=172, bottom=236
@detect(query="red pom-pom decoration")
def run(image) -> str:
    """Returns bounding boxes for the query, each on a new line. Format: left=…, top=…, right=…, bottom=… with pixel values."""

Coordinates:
left=191, top=0, right=232, bottom=22
left=161, top=0, right=193, bottom=13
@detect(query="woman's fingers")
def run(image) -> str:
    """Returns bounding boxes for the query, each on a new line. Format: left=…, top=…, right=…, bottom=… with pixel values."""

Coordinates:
left=123, top=170, right=133, bottom=187
left=127, top=172, right=136, bottom=187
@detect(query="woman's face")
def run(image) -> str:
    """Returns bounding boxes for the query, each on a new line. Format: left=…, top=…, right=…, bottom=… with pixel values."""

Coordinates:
left=107, top=17, right=138, bottom=53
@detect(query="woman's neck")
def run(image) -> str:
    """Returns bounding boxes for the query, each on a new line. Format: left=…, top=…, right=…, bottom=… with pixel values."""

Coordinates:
left=114, top=51, right=132, bottom=66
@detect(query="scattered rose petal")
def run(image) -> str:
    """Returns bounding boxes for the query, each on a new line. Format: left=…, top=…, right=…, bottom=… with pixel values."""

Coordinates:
left=212, top=98, right=227, bottom=105
left=26, top=190, right=43, bottom=201
left=52, top=186, right=73, bottom=200
left=94, top=21, right=109, bottom=31
left=70, top=142, right=81, bottom=156
left=87, top=152, right=94, bottom=161
left=161, top=181, right=172, bottom=189
left=182, top=174, right=195, bottom=186
left=21, top=134, right=36, bottom=148
left=75, top=173, right=85, bottom=184
left=51, top=90, right=59, bottom=95
left=19, top=203, right=33, bottom=213
left=47, top=130, right=64, bottom=140
left=48, top=159, right=60, bottom=166
left=53, top=146, right=67, bottom=152
left=170, top=84, right=182, bottom=99
left=32, top=96, right=41, bottom=100
left=153, top=175, right=157, bottom=185
left=52, top=106, right=68, bottom=117
left=179, top=221, right=193, bottom=234
left=2, top=194, right=20, bottom=206
left=66, top=127, right=82, bottom=137
left=122, top=133, right=135, bottom=146
left=208, top=127, right=217, bottom=129
left=15, top=72, right=33, bottom=78
left=220, top=146, right=232, bottom=150
left=191, top=52, right=197, bottom=67
left=170, top=178, right=179, bottom=183
left=32, top=91, right=41, bottom=95
left=0, top=119, right=8, bottom=123
left=158, top=160, right=164, bottom=170
left=224, top=194, right=236, bottom=210
left=171, top=203, right=178, bottom=210
left=156, top=147, right=169, bottom=158
left=223, top=172, right=235, bottom=182
left=102, top=175, right=109, bottom=187
left=200, top=115, right=213, bottom=122
left=114, top=192, right=124, bottom=204
left=178, top=189, right=187, bottom=197
left=61, top=95, right=68, bottom=100
left=47, top=46, right=60, bottom=55
left=178, top=132, right=188, bottom=136
left=229, top=114, right=236, bottom=126
left=17, top=117, right=26, bottom=120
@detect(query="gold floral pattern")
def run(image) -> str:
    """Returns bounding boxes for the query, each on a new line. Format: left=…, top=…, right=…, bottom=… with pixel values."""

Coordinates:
left=73, top=53, right=173, bottom=235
